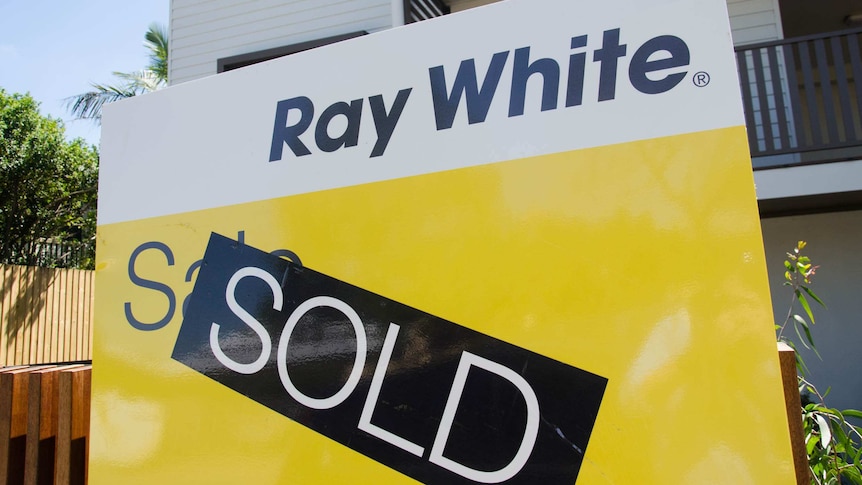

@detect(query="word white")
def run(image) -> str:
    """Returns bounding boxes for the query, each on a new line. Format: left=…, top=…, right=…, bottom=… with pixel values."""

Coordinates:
left=429, top=28, right=690, bottom=129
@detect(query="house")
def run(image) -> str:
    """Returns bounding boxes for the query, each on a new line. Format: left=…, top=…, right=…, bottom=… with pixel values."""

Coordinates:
left=165, top=0, right=862, bottom=412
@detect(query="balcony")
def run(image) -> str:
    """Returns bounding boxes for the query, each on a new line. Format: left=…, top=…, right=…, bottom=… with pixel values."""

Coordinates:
left=407, top=0, right=449, bottom=23
left=736, top=28, right=862, bottom=169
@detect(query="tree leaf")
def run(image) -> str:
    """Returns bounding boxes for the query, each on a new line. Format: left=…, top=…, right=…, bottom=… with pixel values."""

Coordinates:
left=842, top=409, right=862, bottom=420
left=794, top=319, right=812, bottom=350
left=796, top=290, right=816, bottom=325
left=816, top=414, right=832, bottom=449
left=0, top=90, right=99, bottom=268
left=802, top=285, right=827, bottom=308
left=806, top=433, right=818, bottom=454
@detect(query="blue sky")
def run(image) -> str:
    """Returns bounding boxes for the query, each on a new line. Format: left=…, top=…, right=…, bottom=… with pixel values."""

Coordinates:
left=0, top=0, right=169, bottom=146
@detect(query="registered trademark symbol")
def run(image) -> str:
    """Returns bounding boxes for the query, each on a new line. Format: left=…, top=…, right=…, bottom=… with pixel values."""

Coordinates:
left=693, top=71, right=711, bottom=87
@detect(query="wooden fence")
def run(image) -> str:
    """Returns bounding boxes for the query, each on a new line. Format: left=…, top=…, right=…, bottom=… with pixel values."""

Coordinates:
left=0, top=265, right=94, bottom=367
left=0, top=364, right=91, bottom=485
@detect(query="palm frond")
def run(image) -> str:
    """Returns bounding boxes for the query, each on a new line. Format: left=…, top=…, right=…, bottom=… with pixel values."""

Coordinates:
left=144, top=23, right=169, bottom=83
left=65, top=23, right=169, bottom=124
left=64, top=83, right=138, bottom=123
left=113, top=69, right=165, bottom=92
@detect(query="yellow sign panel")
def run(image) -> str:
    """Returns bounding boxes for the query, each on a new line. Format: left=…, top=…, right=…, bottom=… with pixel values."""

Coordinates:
left=92, top=0, right=794, bottom=483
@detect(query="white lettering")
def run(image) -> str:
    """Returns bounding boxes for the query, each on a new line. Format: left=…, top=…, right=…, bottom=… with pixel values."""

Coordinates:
left=277, top=296, right=367, bottom=409
left=358, top=323, right=425, bottom=456
left=429, top=351, right=540, bottom=483
left=210, top=267, right=281, bottom=374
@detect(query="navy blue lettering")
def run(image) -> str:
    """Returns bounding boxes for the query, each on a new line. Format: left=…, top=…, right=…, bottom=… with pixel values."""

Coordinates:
left=593, top=29, right=627, bottom=102
left=629, top=35, right=690, bottom=94
left=429, top=51, right=510, bottom=130
left=182, top=259, right=203, bottom=318
left=566, top=35, right=589, bottom=107
left=269, top=96, right=314, bottom=161
left=508, top=47, right=560, bottom=117
left=125, top=241, right=176, bottom=331
left=369, top=88, right=412, bottom=157
left=315, top=99, right=363, bottom=153
left=270, top=249, right=302, bottom=267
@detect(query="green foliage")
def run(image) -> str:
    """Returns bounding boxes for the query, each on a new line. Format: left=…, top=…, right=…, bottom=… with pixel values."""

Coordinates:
left=776, top=242, right=862, bottom=484
left=145, top=22, right=169, bottom=82
left=778, top=240, right=823, bottom=373
left=801, top=377, right=862, bottom=484
left=0, top=89, right=99, bottom=269
left=65, top=23, right=168, bottom=123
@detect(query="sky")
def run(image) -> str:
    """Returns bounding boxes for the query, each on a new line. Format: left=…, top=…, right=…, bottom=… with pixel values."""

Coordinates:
left=0, top=0, right=170, bottom=146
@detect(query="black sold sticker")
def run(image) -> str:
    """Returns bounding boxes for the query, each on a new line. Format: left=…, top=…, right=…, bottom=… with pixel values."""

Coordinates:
left=173, top=233, right=607, bottom=484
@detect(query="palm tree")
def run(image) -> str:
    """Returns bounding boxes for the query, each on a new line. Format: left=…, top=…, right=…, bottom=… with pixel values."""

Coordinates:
left=66, top=23, right=168, bottom=123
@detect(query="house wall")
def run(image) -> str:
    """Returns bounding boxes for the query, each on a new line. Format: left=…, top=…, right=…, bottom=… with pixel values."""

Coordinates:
left=169, top=0, right=785, bottom=85
left=447, top=0, right=785, bottom=43
left=761, top=210, right=862, bottom=413
left=447, top=0, right=784, bottom=44
left=447, top=0, right=500, bottom=13
left=169, top=0, right=392, bottom=85
left=727, top=0, right=784, bottom=45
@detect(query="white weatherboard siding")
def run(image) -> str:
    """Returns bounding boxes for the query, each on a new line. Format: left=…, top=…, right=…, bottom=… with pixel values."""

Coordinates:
left=727, top=0, right=783, bottom=45
left=447, top=0, right=500, bottom=13
left=450, top=0, right=783, bottom=44
left=444, top=0, right=786, bottom=45
left=169, top=0, right=785, bottom=85
left=445, top=0, right=785, bottom=43
left=169, top=0, right=392, bottom=85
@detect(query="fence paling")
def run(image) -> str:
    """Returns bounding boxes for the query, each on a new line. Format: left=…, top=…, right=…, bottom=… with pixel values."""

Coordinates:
left=0, top=364, right=91, bottom=485
left=55, top=366, right=90, bottom=485
left=0, top=365, right=52, bottom=485
left=1, top=265, right=94, bottom=367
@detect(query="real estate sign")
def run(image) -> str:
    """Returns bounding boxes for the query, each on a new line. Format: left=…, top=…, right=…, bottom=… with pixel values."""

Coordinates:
left=92, top=0, right=795, bottom=483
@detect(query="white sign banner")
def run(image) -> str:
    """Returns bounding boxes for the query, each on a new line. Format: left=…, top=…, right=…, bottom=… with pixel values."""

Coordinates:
left=100, top=0, right=740, bottom=225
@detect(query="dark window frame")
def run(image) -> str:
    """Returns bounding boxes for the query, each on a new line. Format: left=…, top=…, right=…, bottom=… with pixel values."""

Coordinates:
left=216, top=31, right=368, bottom=73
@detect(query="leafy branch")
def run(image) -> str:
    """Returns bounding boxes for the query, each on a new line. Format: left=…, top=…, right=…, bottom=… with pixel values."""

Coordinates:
left=800, top=375, right=862, bottom=484
left=776, top=241, right=862, bottom=484
left=778, top=241, right=825, bottom=373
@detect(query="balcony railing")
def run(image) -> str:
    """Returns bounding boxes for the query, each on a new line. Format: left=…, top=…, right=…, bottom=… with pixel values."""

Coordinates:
left=736, top=28, right=862, bottom=168
left=406, top=0, right=449, bottom=24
